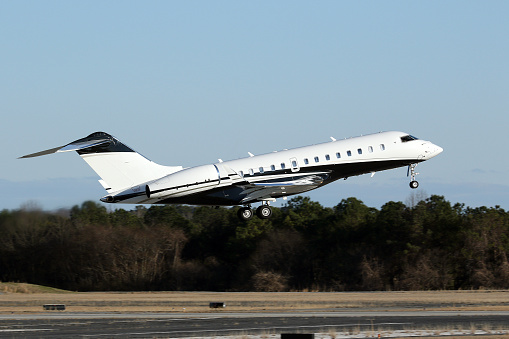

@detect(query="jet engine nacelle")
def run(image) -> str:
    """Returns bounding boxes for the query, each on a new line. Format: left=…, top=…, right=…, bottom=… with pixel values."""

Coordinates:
left=146, top=164, right=220, bottom=200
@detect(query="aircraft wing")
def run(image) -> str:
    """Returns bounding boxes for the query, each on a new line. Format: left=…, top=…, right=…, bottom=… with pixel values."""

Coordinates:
left=238, top=172, right=329, bottom=204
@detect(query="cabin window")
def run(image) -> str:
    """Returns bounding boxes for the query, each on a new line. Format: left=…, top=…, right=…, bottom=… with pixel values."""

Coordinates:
left=249, top=168, right=254, bottom=176
left=325, top=154, right=330, bottom=161
left=270, top=165, right=276, bottom=171
left=347, top=150, right=352, bottom=156
left=368, top=146, right=373, bottom=153
left=357, top=148, right=362, bottom=155
left=259, top=167, right=264, bottom=173
left=336, top=152, right=341, bottom=158
left=281, top=163, right=286, bottom=169
left=380, top=144, right=385, bottom=151
left=304, top=158, right=309, bottom=165
left=314, top=156, right=319, bottom=163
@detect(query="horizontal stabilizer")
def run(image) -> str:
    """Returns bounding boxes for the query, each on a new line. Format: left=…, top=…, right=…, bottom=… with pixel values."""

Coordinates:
left=19, top=133, right=124, bottom=159
left=58, top=138, right=110, bottom=153
left=19, top=146, right=64, bottom=159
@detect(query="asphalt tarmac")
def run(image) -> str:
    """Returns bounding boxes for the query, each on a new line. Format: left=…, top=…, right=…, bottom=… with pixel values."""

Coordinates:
left=0, top=311, right=508, bottom=338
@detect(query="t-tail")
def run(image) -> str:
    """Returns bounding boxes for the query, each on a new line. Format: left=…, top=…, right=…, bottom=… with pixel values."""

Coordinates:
left=19, top=132, right=183, bottom=193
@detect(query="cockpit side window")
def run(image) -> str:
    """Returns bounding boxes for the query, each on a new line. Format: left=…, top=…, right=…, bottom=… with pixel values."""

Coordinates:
left=401, top=135, right=419, bottom=142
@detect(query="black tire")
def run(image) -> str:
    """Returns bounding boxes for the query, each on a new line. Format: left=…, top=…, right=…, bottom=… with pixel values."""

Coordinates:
left=256, top=205, right=272, bottom=219
left=237, top=207, right=253, bottom=221
left=410, top=180, right=419, bottom=189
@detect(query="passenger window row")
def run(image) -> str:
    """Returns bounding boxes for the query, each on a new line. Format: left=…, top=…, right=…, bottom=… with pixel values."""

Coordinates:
left=241, top=144, right=385, bottom=176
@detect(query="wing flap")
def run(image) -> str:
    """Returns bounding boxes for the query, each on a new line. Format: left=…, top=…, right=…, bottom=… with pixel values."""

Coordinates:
left=239, top=173, right=329, bottom=203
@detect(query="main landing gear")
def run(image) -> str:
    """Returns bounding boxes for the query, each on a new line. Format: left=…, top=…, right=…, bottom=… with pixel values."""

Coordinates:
left=407, top=163, right=419, bottom=189
left=237, top=203, right=273, bottom=221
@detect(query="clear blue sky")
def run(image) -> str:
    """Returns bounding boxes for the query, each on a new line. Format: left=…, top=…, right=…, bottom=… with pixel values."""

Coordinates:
left=2, top=1, right=508, bottom=211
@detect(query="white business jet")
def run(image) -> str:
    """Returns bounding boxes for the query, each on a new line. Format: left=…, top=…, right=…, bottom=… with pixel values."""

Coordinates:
left=20, top=131, right=442, bottom=220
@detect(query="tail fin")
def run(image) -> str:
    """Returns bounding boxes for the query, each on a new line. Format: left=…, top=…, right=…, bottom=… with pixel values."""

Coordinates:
left=20, top=132, right=182, bottom=193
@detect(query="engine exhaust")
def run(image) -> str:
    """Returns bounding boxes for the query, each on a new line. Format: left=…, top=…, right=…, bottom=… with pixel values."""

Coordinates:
left=100, top=195, right=115, bottom=203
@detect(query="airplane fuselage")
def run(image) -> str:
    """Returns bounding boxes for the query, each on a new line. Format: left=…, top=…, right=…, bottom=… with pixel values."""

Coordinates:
left=103, top=131, right=442, bottom=206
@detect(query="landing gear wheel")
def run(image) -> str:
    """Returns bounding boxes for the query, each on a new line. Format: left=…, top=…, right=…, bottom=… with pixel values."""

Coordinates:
left=410, top=180, right=419, bottom=189
left=237, top=207, right=253, bottom=221
left=256, top=205, right=273, bottom=219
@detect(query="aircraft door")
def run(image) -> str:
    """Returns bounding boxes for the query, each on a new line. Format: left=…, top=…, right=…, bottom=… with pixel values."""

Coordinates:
left=290, top=157, right=300, bottom=172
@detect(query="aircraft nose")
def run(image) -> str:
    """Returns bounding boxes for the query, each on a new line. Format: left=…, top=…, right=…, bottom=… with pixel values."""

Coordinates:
left=426, top=143, right=443, bottom=158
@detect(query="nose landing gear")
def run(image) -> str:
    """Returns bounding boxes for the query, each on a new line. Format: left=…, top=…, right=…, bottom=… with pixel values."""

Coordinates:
left=407, top=163, right=419, bottom=189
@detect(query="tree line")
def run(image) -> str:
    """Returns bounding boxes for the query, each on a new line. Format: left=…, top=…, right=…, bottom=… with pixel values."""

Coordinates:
left=1, top=195, right=508, bottom=292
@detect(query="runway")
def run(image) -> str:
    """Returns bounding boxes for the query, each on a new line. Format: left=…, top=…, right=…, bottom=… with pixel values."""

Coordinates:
left=1, top=311, right=508, bottom=338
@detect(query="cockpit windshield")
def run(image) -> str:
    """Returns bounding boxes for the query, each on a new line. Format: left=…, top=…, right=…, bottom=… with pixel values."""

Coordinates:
left=401, top=135, right=419, bottom=142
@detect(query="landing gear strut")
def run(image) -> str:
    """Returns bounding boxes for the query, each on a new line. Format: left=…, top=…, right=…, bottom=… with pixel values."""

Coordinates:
left=407, top=163, right=419, bottom=189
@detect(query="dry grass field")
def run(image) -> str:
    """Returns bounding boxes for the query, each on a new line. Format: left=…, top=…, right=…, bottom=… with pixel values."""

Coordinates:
left=1, top=283, right=509, bottom=314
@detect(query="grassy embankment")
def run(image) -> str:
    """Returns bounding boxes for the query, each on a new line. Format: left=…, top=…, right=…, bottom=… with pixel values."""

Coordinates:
left=1, top=282, right=509, bottom=314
